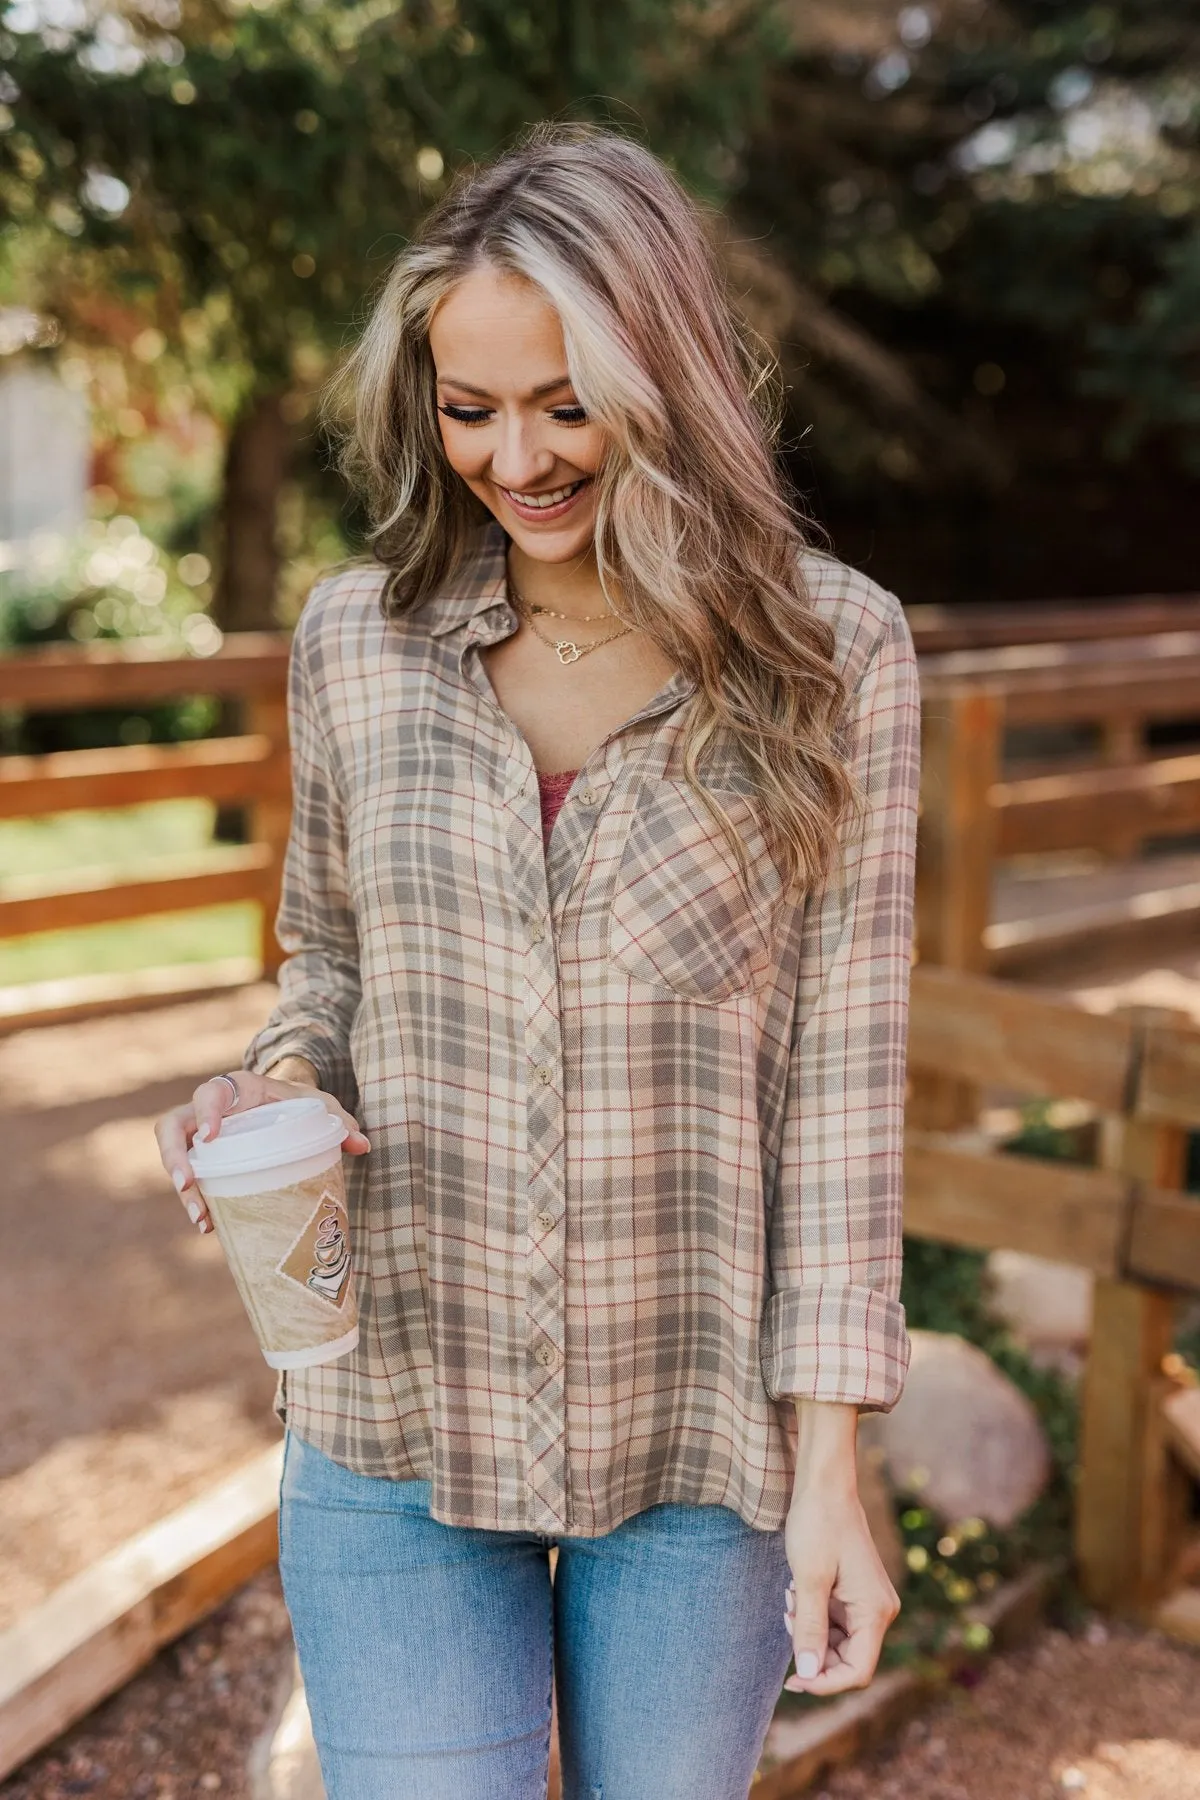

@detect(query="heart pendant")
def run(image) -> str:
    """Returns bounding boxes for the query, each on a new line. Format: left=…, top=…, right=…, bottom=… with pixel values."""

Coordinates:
left=555, top=640, right=582, bottom=665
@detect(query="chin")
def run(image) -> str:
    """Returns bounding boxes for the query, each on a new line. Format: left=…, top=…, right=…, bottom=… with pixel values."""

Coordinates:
left=507, top=523, right=597, bottom=564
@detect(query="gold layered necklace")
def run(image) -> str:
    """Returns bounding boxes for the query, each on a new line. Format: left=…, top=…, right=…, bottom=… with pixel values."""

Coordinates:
left=508, top=578, right=633, bottom=667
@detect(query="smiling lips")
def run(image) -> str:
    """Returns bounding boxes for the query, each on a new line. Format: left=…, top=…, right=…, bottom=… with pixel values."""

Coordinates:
left=497, top=477, right=591, bottom=520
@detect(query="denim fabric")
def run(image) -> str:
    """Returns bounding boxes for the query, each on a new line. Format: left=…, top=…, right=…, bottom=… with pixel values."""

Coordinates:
left=279, top=1429, right=795, bottom=1800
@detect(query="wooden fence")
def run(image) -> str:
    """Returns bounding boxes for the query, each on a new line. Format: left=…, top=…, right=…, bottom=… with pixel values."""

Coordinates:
left=0, top=635, right=291, bottom=1002
left=907, top=962, right=1200, bottom=1621
left=907, top=593, right=1200, bottom=655
left=918, top=631, right=1200, bottom=973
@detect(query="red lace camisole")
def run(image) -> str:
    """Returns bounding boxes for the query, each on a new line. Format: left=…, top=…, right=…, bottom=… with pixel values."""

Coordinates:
left=537, top=769, right=579, bottom=846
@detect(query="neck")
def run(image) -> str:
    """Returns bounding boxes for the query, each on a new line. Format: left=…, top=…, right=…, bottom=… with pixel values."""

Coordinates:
left=506, top=541, right=610, bottom=617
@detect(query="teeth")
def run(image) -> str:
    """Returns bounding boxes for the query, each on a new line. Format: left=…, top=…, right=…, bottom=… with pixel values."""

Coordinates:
left=506, top=481, right=583, bottom=509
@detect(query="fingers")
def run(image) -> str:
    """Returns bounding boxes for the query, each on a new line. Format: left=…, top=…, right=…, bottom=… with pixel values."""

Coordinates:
left=789, top=1597, right=894, bottom=1697
left=155, top=1076, right=372, bottom=1241
left=154, top=1103, right=212, bottom=1234
left=192, top=1072, right=246, bottom=1146
left=334, top=1106, right=371, bottom=1155
left=783, top=1572, right=831, bottom=1692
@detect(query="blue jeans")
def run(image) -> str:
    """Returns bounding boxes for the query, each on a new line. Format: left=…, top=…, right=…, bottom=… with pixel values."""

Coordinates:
left=279, top=1430, right=794, bottom=1800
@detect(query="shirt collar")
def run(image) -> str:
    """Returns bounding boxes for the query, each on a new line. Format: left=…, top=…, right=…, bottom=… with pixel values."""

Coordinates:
left=418, top=520, right=695, bottom=714
left=422, top=521, right=511, bottom=638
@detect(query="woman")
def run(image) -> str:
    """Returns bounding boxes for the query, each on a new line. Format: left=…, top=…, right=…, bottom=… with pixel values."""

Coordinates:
left=156, top=124, right=919, bottom=1800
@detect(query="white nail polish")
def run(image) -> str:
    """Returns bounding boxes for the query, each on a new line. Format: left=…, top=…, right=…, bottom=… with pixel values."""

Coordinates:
left=195, top=1123, right=212, bottom=1143
left=186, top=1200, right=201, bottom=1224
left=172, top=1169, right=188, bottom=1193
left=795, top=1651, right=820, bottom=1679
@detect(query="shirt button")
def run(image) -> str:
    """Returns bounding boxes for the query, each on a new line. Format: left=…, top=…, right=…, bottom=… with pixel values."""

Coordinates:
left=529, top=921, right=546, bottom=944
left=535, top=1209, right=555, bottom=1231
left=577, top=785, right=597, bottom=806
left=534, top=1064, right=553, bottom=1085
left=533, top=1339, right=558, bottom=1368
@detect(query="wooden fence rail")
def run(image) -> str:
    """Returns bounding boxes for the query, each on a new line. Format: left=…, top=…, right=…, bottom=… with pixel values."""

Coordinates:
left=907, top=594, right=1200, bottom=655
left=918, top=634, right=1200, bottom=973
left=0, top=635, right=290, bottom=995
left=907, top=963, right=1200, bottom=1617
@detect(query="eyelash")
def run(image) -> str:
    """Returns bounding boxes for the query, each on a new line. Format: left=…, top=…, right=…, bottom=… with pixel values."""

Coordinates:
left=438, top=404, right=589, bottom=428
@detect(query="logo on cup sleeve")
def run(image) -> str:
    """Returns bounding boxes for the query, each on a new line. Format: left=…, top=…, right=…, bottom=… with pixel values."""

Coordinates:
left=277, top=1187, right=353, bottom=1309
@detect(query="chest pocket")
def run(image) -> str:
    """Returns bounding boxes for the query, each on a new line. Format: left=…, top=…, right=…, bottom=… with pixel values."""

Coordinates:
left=607, top=778, right=784, bottom=1003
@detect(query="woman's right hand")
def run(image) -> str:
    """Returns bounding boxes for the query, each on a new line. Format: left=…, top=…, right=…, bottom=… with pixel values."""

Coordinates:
left=154, top=1064, right=370, bottom=1235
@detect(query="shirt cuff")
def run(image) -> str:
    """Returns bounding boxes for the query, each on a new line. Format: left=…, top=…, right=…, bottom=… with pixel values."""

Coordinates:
left=759, top=1283, right=911, bottom=1414
left=241, top=1025, right=354, bottom=1107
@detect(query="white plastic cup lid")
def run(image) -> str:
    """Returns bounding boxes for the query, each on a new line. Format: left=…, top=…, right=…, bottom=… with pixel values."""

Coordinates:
left=188, top=1095, right=348, bottom=1180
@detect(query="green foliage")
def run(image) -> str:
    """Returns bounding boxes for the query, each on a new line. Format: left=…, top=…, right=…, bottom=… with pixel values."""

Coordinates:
left=738, top=0, right=1200, bottom=489
left=0, top=517, right=220, bottom=751
left=2, top=0, right=779, bottom=407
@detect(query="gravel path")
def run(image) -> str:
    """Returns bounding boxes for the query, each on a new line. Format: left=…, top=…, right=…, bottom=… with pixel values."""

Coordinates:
left=0, top=987, right=283, bottom=1626
left=820, top=1619, right=1200, bottom=1800
left=0, top=1570, right=294, bottom=1800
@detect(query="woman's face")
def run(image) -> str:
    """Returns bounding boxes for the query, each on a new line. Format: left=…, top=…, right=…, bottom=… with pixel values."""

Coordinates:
left=428, top=264, right=606, bottom=566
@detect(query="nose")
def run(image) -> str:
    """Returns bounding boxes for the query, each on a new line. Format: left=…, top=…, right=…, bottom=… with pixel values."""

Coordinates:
left=489, top=413, right=554, bottom=493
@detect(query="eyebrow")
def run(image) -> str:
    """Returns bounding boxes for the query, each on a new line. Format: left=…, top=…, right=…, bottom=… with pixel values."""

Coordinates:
left=437, top=375, right=575, bottom=401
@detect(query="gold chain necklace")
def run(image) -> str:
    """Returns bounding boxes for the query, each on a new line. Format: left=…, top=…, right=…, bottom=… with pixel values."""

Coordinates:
left=509, top=582, right=633, bottom=667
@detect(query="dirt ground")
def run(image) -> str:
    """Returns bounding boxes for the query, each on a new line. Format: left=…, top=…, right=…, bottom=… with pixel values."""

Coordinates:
left=0, top=987, right=283, bottom=1626
left=820, top=1620, right=1200, bottom=1800
left=0, top=1569, right=294, bottom=1800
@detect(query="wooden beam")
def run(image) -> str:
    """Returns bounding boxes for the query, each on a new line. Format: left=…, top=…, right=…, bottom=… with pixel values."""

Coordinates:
left=1076, top=1114, right=1190, bottom=1614
left=912, top=685, right=1001, bottom=1127
left=1127, top=1191, right=1200, bottom=1293
left=908, top=964, right=1134, bottom=1111
left=0, top=958, right=263, bottom=1036
left=985, top=879, right=1200, bottom=968
left=0, top=1446, right=282, bottom=1782
left=920, top=628, right=1200, bottom=685
left=916, top=687, right=1001, bottom=972
left=903, top=1132, right=1127, bottom=1275
left=0, top=736, right=290, bottom=819
left=0, top=635, right=289, bottom=711
left=0, top=846, right=271, bottom=938
left=1137, top=1021, right=1200, bottom=1130
left=1162, top=1385, right=1200, bottom=1486
left=246, top=691, right=292, bottom=979
left=994, top=754, right=1200, bottom=858
left=908, top=596, right=1200, bottom=655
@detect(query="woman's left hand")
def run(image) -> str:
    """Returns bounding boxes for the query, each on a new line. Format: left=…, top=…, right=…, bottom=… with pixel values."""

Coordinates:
left=782, top=1446, right=901, bottom=1695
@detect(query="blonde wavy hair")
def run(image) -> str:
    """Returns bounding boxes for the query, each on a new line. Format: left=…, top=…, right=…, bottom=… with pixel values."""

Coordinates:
left=330, top=123, right=857, bottom=893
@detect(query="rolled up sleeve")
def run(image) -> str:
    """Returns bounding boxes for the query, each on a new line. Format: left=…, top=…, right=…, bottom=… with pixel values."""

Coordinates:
left=241, top=594, right=361, bottom=1109
left=760, top=601, right=920, bottom=1413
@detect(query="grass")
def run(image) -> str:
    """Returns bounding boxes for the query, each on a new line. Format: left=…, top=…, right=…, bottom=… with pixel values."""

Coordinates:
left=0, top=800, right=260, bottom=987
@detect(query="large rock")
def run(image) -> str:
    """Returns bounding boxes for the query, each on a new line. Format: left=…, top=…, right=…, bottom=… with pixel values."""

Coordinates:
left=862, top=1330, right=1051, bottom=1529
left=986, top=1249, right=1093, bottom=1364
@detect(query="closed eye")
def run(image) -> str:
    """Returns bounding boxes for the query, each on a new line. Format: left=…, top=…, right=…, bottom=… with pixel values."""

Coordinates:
left=439, top=403, right=491, bottom=426
left=549, top=406, right=588, bottom=426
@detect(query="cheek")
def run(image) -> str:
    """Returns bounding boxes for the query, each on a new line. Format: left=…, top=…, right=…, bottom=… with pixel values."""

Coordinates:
left=438, top=424, right=490, bottom=484
left=573, top=427, right=606, bottom=476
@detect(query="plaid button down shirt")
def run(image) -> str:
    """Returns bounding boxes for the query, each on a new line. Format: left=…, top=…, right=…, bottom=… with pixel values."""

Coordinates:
left=243, top=523, right=919, bottom=1536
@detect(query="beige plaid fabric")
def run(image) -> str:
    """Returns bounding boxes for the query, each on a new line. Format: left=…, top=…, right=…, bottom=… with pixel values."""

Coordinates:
left=243, top=522, right=919, bottom=1536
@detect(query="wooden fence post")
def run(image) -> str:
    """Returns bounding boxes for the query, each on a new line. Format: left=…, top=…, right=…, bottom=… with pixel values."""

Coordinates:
left=1076, top=1086, right=1189, bottom=1613
left=246, top=688, right=291, bottom=979
left=912, top=682, right=1003, bottom=1129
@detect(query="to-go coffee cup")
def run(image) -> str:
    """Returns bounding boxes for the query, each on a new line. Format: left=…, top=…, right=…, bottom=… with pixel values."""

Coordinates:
left=188, top=1096, right=359, bottom=1370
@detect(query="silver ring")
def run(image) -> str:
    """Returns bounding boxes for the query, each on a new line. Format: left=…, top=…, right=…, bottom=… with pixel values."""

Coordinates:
left=215, top=1072, right=240, bottom=1111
